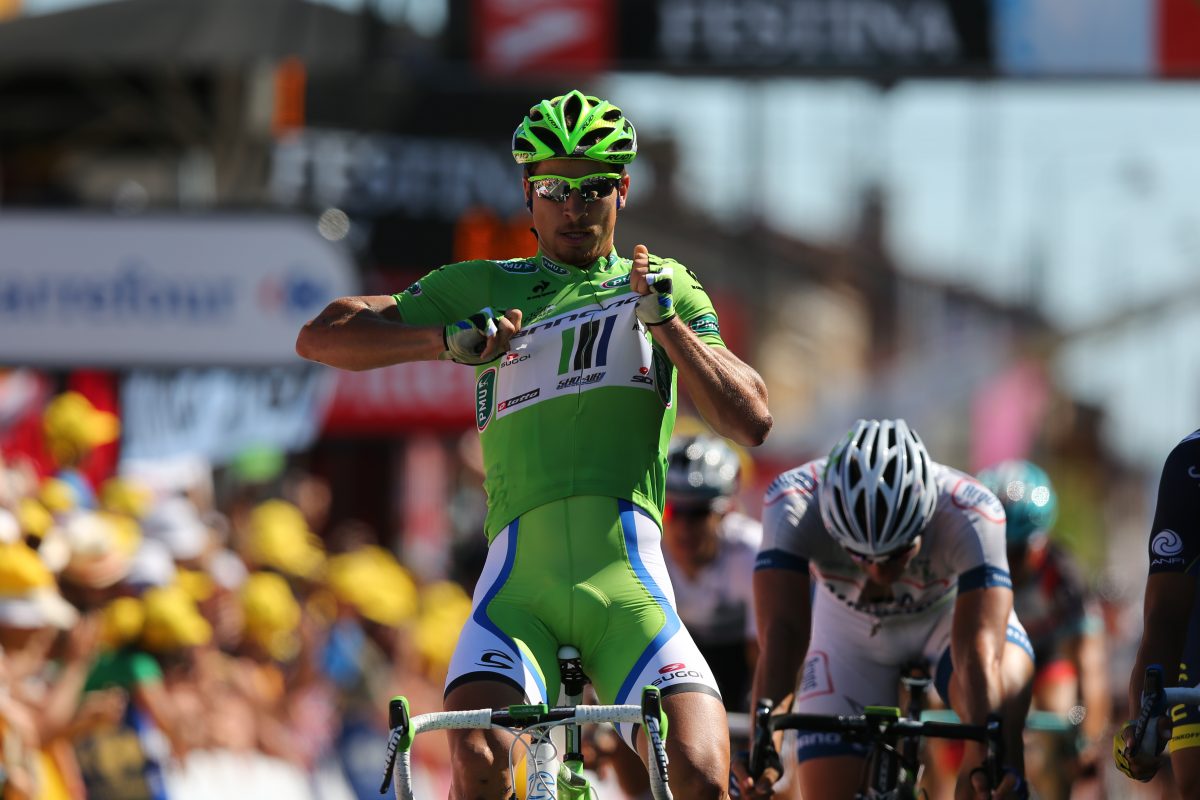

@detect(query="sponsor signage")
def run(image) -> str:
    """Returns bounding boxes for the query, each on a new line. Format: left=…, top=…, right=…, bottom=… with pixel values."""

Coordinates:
left=0, top=214, right=356, bottom=366
left=271, top=128, right=526, bottom=220
left=618, top=0, right=992, bottom=73
left=321, top=360, right=477, bottom=434
left=473, top=0, right=614, bottom=76
left=121, top=367, right=328, bottom=464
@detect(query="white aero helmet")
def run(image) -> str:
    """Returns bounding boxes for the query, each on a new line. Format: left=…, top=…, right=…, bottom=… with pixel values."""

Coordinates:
left=819, top=419, right=937, bottom=557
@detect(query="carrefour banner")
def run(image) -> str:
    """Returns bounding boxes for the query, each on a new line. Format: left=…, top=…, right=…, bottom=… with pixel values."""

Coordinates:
left=0, top=214, right=356, bottom=366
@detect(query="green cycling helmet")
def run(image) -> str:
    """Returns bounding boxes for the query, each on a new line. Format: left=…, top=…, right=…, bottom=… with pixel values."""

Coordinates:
left=976, top=460, right=1058, bottom=545
left=512, top=90, right=637, bottom=166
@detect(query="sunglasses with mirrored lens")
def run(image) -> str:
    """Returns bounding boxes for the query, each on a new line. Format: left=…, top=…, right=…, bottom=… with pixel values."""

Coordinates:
left=844, top=538, right=920, bottom=566
left=528, top=173, right=622, bottom=203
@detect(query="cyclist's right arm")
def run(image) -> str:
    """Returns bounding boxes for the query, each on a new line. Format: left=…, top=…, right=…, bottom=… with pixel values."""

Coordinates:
left=296, top=295, right=444, bottom=371
left=296, top=261, right=516, bottom=370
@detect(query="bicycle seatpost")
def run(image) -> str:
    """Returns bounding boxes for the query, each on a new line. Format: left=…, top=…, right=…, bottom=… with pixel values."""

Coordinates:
left=557, top=645, right=588, bottom=768
left=558, top=645, right=588, bottom=700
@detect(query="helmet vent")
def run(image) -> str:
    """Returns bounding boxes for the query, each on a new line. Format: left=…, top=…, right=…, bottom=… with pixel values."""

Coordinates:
left=530, top=127, right=561, bottom=153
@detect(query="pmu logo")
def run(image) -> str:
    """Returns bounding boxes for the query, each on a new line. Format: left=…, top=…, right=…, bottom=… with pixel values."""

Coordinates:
left=258, top=270, right=329, bottom=315
left=476, top=368, right=496, bottom=431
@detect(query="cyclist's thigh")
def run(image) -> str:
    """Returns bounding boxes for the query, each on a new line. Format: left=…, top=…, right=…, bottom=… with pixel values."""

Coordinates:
left=578, top=500, right=724, bottom=744
left=443, top=519, right=560, bottom=705
left=797, top=755, right=868, bottom=800
left=786, top=591, right=906, bottom=771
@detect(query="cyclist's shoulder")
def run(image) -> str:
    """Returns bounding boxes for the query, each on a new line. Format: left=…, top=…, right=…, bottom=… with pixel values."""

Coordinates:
left=932, top=463, right=1003, bottom=514
left=1164, top=429, right=1200, bottom=468
left=763, top=459, right=825, bottom=507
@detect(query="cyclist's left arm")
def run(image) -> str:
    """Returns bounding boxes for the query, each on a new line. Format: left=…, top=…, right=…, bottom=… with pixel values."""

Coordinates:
left=628, top=244, right=771, bottom=446
left=951, top=584, right=1011, bottom=767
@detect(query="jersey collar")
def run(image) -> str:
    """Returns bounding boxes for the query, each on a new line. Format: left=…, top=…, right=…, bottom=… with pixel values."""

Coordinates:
left=538, top=248, right=619, bottom=277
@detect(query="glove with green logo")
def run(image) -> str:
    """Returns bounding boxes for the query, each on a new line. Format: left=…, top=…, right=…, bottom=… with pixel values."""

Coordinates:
left=441, top=307, right=501, bottom=365
left=635, top=268, right=676, bottom=326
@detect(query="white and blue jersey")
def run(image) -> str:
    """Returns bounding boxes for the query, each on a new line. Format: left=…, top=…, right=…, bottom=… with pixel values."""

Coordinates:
left=758, top=458, right=1033, bottom=765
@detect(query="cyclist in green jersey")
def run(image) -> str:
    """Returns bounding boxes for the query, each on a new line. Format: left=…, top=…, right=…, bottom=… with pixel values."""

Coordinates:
left=296, top=89, right=772, bottom=799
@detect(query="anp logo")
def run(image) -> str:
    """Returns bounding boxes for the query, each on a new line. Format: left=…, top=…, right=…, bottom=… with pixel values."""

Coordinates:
left=1152, top=529, right=1184, bottom=558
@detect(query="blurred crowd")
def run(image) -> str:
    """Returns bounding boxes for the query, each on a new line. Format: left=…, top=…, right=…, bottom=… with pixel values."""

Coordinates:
left=0, top=385, right=1161, bottom=800
left=0, top=389, right=475, bottom=800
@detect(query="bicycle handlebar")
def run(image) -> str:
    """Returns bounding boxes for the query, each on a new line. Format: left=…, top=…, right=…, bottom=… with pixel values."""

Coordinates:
left=382, top=695, right=670, bottom=800
left=1128, top=664, right=1200, bottom=760
left=748, top=701, right=1005, bottom=790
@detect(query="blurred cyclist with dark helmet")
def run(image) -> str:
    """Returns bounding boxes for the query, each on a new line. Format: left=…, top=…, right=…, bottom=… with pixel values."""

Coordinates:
left=977, top=461, right=1109, bottom=800
left=663, top=433, right=762, bottom=713
left=740, top=419, right=1034, bottom=800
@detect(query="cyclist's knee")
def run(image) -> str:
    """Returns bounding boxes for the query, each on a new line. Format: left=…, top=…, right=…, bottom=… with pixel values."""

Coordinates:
left=661, top=693, right=730, bottom=799
left=449, top=731, right=507, bottom=788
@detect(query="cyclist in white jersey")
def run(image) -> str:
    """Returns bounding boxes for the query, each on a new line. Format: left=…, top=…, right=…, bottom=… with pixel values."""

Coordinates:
left=740, top=419, right=1034, bottom=800
left=662, top=433, right=761, bottom=712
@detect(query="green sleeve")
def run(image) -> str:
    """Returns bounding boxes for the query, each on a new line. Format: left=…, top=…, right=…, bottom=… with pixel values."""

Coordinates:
left=391, top=260, right=496, bottom=326
left=85, top=649, right=163, bottom=692
left=657, top=257, right=726, bottom=348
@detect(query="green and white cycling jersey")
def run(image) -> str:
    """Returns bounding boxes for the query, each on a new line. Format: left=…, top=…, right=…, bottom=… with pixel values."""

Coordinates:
left=393, top=248, right=726, bottom=539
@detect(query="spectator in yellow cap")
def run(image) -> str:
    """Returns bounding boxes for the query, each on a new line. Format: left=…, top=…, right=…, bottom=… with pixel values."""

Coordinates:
left=42, top=392, right=120, bottom=511
left=239, top=571, right=301, bottom=663
left=140, top=585, right=212, bottom=655
left=234, top=571, right=326, bottom=768
left=81, top=584, right=200, bottom=781
left=243, top=499, right=326, bottom=581
left=59, top=511, right=136, bottom=613
left=0, top=543, right=111, bottom=800
left=0, top=541, right=79, bottom=633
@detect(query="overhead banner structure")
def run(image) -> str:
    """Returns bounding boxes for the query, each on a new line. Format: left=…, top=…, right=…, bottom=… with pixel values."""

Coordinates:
left=0, top=214, right=356, bottom=366
left=617, top=0, right=993, bottom=73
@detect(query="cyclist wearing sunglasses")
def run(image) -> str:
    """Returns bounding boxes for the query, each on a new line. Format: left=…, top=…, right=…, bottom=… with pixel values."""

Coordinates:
left=739, top=419, right=1034, bottom=800
left=296, top=89, right=771, bottom=800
